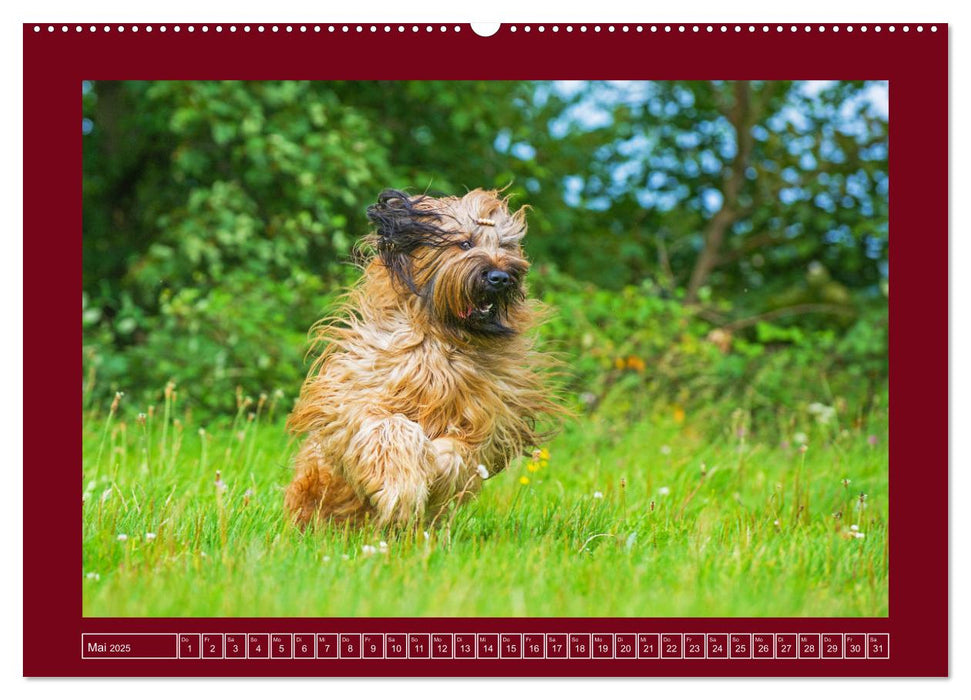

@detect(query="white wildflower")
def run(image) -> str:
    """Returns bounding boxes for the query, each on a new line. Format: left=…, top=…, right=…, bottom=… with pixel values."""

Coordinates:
left=593, top=491, right=604, bottom=499
left=145, top=532, right=157, bottom=541
left=660, top=445, right=672, bottom=456
left=850, top=524, right=859, bottom=532
left=658, top=486, right=671, bottom=496
left=476, top=464, right=490, bottom=479
left=85, top=572, right=100, bottom=581
left=793, top=432, right=808, bottom=446
left=808, top=402, right=837, bottom=425
left=116, top=533, right=128, bottom=542
left=362, top=544, right=377, bottom=556
left=378, top=541, right=389, bottom=553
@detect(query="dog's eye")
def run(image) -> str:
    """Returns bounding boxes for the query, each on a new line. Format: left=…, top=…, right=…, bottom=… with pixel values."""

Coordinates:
left=458, top=239, right=475, bottom=250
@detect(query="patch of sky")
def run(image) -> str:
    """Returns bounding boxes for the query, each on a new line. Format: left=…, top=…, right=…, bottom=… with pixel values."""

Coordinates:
left=701, top=188, right=723, bottom=214
left=781, top=166, right=800, bottom=185
left=563, top=175, right=584, bottom=207
left=635, top=189, right=655, bottom=209
left=861, top=142, right=888, bottom=161
left=510, top=142, right=536, bottom=160
left=785, top=134, right=814, bottom=157
left=700, top=150, right=722, bottom=175
left=751, top=124, right=769, bottom=142
left=673, top=84, right=696, bottom=108
left=586, top=196, right=612, bottom=211
left=824, top=225, right=852, bottom=245
left=860, top=81, right=889, bottom=119
left=819, top=137, right=847, bottom=165
left=732, top=218, right=755, bottom=236
left=779, top=187, right=805, bottom=206
left=616, top=132, right=650, bottom=157
left=875, top=174, right=889, bottom=197
left=547, top=80, right=652, bottom=138
left=652, top=189, right=685, bottom=213
left=865, top=234, right=884, bottom=260
left=551, top=81, right=586, bottom=98
left=814, top=192, right=836, bottom=213
left=675, top=132, right=702, bottom=149
left=799, top=151, right=818, bottom=170
left=611, top=160, right=644, bottom=187
left=845, top=171, right=870, bottom=200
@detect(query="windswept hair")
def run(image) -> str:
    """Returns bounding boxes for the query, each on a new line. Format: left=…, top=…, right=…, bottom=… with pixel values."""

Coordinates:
left=366, top=189, right=454, bottom=294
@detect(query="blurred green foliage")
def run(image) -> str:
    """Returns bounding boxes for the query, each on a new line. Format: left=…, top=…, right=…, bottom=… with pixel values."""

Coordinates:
left=83, top=80, right=888, bottom=422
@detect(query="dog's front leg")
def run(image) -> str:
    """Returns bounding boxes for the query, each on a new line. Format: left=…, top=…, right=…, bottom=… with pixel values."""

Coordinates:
left=426, top=436, right=484, bottom=518
left=342, top=413, right=436, bottom=526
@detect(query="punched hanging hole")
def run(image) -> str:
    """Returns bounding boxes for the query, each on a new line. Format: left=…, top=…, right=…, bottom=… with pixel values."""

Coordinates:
left=470, top=23, right=501, bottom=37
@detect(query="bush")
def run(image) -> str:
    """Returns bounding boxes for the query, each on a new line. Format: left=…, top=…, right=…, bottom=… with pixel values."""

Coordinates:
left=531, top=265, right=887, bottom=435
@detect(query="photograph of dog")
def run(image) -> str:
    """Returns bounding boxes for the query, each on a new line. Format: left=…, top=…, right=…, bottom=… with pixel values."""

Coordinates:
left=285, top=189, right=563, bottom=527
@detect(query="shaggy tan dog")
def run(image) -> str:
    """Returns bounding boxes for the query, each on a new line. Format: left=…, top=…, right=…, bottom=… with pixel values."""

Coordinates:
left=284, top=189, right=562, bottom=527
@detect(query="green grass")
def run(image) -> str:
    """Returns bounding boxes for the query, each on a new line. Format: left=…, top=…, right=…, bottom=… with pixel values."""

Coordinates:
left=82, top=389, right=888, bottom=618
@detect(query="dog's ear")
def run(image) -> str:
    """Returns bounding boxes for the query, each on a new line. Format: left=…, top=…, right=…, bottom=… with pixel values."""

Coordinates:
left=366, top=190, right=450, bottom=292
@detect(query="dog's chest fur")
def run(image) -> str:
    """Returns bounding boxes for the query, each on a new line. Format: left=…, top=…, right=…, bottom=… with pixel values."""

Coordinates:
left=351, top=309, right=533, bottom=457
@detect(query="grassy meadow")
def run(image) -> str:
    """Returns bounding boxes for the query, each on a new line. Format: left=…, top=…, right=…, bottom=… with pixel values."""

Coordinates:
left=82, top=386, right=888, bottom=618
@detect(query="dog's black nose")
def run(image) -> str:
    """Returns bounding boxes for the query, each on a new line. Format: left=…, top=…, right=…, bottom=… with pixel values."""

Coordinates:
left=485, top=269, right=511, bottom=289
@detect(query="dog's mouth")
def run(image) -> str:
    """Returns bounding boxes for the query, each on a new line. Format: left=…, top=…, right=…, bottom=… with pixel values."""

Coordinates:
left=458, top=301, right=498, bottom=323
left=454, top=289, right=521, bottom=336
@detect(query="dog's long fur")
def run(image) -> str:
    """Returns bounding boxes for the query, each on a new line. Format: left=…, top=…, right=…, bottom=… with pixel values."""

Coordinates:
left=284, top=188, right=562, bottom=527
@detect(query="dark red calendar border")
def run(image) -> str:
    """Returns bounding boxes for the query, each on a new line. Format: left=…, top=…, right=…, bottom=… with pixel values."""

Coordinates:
left=23, top=22, right=948, bottom=677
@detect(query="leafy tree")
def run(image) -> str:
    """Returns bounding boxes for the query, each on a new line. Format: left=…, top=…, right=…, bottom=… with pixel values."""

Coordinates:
left=518, top=80, right=888, bottom=320
left=82, top=80, right=887, bottom=416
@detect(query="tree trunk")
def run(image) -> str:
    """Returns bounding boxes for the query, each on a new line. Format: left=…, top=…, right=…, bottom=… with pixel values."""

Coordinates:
left=685, top=81, right=755, bottom=305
